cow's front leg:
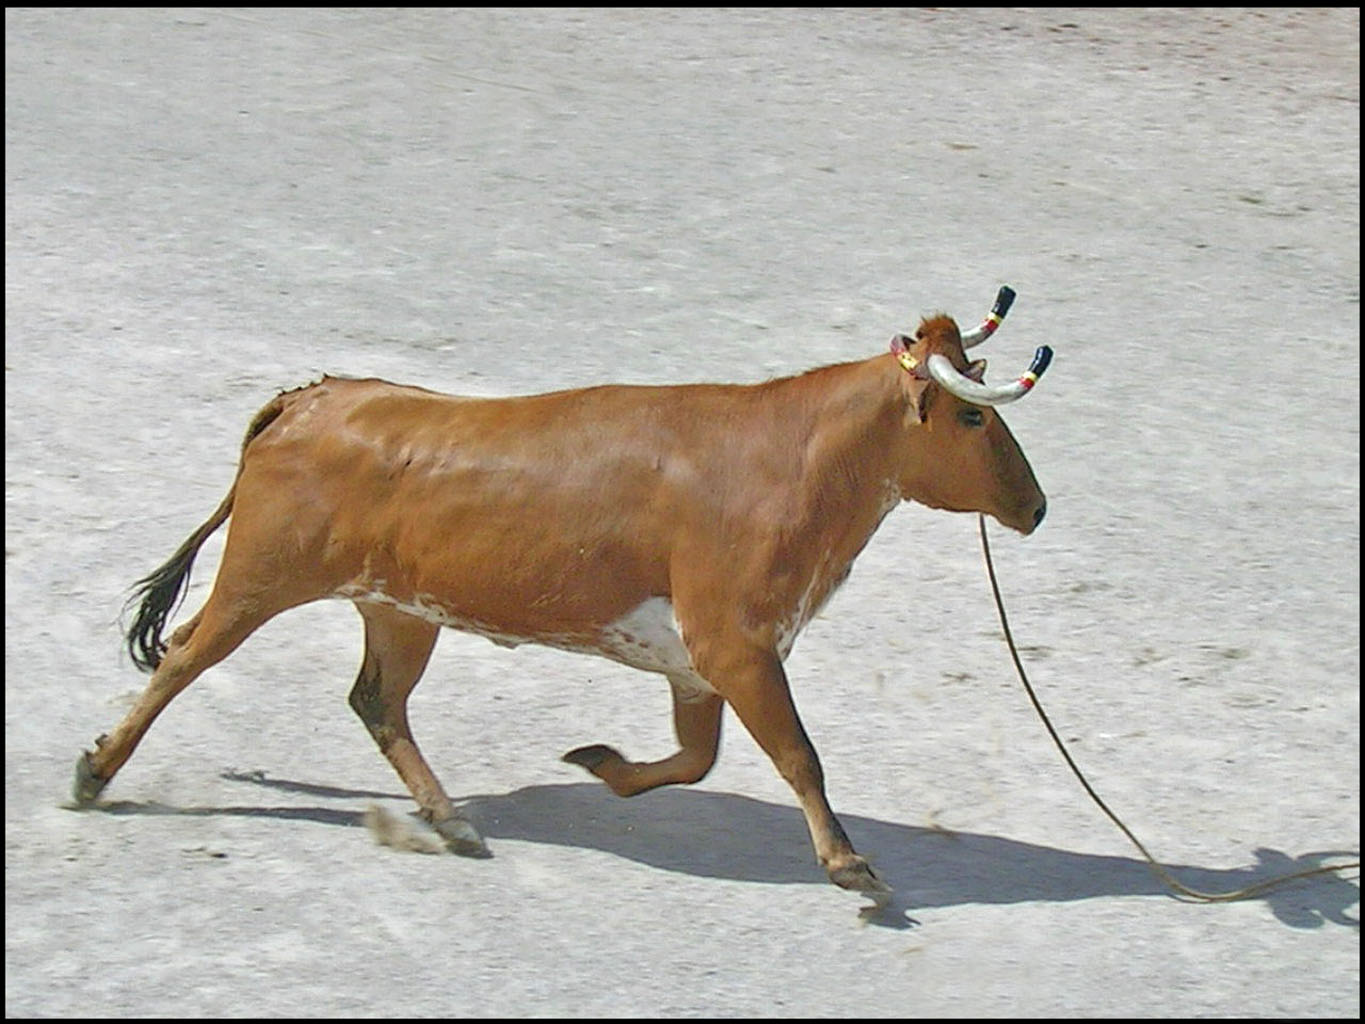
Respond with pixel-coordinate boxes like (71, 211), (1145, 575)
(563, 674), (723, 796)
(696, 638), (890, 901)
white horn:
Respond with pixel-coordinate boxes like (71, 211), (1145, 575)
(960, 285), (1016, 349)
(925, 346), (1053, 407)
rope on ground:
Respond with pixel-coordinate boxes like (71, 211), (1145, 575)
(977, 513), (1359, 903)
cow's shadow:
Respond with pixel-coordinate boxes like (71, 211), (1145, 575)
(86, 771), (1359, 931)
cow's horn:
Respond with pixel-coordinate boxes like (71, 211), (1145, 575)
(960, 285), (1016, 349)
(925, 346), (1053, 407)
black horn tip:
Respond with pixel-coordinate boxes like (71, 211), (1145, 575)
(993, 286), (1016, 319)
(1029, 345), (1053, 379)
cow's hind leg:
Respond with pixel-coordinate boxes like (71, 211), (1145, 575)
(563, 675), (723, 797)
(74, 593), (281, 805)
(349, 602), (488, 858)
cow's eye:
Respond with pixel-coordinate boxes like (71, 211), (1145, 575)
(958, 408), (985, 428)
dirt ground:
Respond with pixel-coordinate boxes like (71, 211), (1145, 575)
(5, 8), (1358, 1018)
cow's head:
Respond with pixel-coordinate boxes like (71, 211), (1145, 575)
(890, 289), (1051, 535)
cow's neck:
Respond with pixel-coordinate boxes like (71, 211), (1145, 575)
(783, 353), (905, 527)
(753, 356), (907, 620)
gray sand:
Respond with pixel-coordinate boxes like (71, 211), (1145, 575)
(6, 8), (1358, 1017)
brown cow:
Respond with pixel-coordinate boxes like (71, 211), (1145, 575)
(74, 289), (1051, 901)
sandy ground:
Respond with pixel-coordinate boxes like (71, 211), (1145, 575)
(5, 7), (1359, 1018)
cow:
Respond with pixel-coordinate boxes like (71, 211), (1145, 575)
(73, 287), (1051, 902)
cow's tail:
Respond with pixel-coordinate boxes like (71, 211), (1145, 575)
(124, 391), (292, 673)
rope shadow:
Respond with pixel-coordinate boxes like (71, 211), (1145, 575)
(459, 781), (1359, 931)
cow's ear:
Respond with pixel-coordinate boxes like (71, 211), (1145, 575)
(892, 334), (932, 423)
(966, 359), (987, 382)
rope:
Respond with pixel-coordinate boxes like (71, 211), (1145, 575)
(977, 513), (1360, 902)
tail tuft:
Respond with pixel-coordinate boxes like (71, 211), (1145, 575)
(122, 488), (235, 673)
(123, 540), (201, 673)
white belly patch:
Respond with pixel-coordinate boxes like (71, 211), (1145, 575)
(598, 596), (694, 674)
(333, 587), (718, 696)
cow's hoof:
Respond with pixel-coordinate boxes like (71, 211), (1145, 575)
(433, 815), (492, 859)
(561, 743), (621, 773)
(829, 857), (893, 903)
(72, 751), (107, 806)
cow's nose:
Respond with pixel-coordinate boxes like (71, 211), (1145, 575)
(1033, 500), (1047, 529)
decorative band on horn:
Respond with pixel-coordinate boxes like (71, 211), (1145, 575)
(960, 285), (1016, 349)
(1017, 346), (1053, 390)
